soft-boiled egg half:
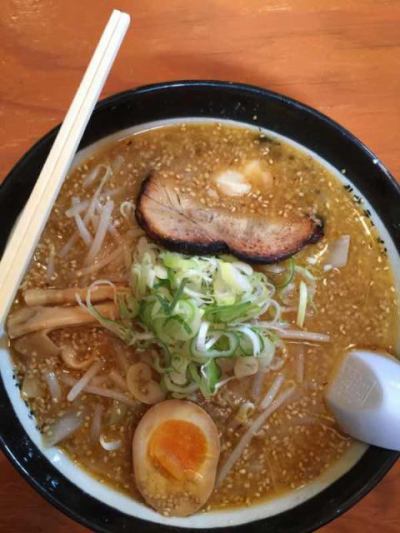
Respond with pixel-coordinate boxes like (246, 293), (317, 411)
(133, 399), (220, 516)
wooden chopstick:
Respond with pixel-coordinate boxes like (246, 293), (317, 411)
(0, 9), (130, 326)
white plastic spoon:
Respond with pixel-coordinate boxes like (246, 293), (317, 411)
(325, 349), (400, 451)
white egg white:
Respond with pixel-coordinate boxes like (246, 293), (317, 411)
(133, 399), (220, 517)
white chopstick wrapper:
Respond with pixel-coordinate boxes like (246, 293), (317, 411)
(0, 10), (130, 325)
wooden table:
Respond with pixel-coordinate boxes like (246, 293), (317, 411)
(0, 0), (399, 531)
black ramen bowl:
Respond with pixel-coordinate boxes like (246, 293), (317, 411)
(0, 81), (399, 532)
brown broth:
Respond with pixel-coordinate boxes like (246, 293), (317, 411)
(8, 121), (398, 511)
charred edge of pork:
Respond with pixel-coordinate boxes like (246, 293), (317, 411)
(135, 175), (324, 264)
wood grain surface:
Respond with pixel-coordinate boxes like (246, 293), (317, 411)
(0, 1), (399, 532)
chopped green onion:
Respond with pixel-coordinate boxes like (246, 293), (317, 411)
(84, 238), (326, 400)
(190, 331), (239, 358)
(162, 374), (199, 395)
(236, 326), (262, 356)
(168, 278), (188, 313)
(200, 359), (221, 396)
(264, 258), (295, 289)
(205, 301), (259, 323)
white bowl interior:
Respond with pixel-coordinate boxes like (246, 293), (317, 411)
(2, 117), (400, 528)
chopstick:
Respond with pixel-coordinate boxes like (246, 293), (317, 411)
(0, 9), (130, 326)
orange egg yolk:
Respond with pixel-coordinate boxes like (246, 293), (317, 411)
(148, 419), (207, 481)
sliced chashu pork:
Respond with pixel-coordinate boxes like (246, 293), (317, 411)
(135, 175), (323, 263)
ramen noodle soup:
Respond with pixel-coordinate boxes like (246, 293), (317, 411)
(7, 122), (397, 517)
